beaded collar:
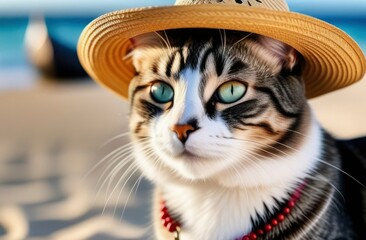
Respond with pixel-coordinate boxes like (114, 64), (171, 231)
(160, 183), (306, 240)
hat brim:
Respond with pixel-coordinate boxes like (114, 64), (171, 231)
(77, 5), (366, 99)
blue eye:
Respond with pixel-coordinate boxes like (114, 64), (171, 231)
(217, 81), (246, 104)
(150, 81), (174, 103)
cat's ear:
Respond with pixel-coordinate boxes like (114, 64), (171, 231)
(128, 32), (162, 73)
(256, 35), (303, 75)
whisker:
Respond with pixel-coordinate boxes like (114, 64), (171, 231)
(225, 140), (341, 206)
(112, 165), (142, 218)
(163, 30), (172, 51)
(82, 142), (134, 181)
(218, 29), (227, 55)
(232, 134), (366, 189)
(103, 140), (148, 192)
(113, 148), (158, 218)
(228, 33), (252, 52)
(105, 155), (135, 196)
(253, 134), (366, 189)
(239, 150), (289, 194)
(102, 162), (139, 216)
(98, 132), (130, 150)
(95, 144), (137, 186)
(103, 141), (151, 195)
(234, 139), (346, 210)
(317, 159), (366, 189)
(284, 128), (306, 137)
(155, 149), (166, 183)
(230, 137), (289, 158)
(306, 174), (345, 204)
(114, 151), (153, 213)
(154, 31), (173, 54)
(120, 173), (144, 221)
(94, 155), (134, 203)
(94, 140), (149, 198)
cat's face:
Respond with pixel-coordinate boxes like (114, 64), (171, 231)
(128, 29), (309, 187)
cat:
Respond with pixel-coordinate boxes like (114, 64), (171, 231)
(126, 28), (366, 240)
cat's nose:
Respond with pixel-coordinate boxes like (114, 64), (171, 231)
(170, 124), (197, 144)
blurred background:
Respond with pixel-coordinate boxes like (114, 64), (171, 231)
(0, 0), (365, 239)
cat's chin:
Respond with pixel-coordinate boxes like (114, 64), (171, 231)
(176, 149), (207, 161)
(165, 153), (232, 181)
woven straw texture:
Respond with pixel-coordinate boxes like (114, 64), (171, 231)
(78, 5), (366, 99)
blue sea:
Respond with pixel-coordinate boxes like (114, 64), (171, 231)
(0, 16), (365, 76)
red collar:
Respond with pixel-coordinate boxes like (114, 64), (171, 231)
(160, 182), (306, 240)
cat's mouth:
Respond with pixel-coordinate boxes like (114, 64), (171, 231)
(178, 149), (202, 160)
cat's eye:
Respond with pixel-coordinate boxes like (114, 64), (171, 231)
(150, 81), (174, 103)
(217, 81), (246, 104)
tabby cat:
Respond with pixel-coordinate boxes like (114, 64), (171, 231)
(126, 29), (365, 240)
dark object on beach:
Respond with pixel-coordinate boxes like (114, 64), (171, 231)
(25, 16), (88, 79)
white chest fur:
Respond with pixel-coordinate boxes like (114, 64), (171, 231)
(162, 183), (287, 240)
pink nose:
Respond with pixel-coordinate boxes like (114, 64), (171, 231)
(170, 124), (197, 143)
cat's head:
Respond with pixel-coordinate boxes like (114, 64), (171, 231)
(127, 29), (310, 187)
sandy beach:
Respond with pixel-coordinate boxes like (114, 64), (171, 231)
(0, 73), (364, 239)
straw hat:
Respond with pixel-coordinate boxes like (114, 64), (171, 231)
(78, 0), (365, 99)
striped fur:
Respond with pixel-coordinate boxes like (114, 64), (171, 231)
(126, 29), (363, 239)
